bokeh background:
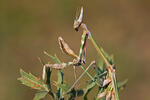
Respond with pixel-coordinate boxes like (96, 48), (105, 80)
(0, 0), (150, 100)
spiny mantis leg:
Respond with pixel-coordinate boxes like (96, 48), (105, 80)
(42, 62), (73, 80)
(77, 32), (88, 65)
(65, 61), (96, 94)
(82, 48), (86, 64)
(82, 32), (88, 64)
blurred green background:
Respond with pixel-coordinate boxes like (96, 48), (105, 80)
(0, 0), (150, 100)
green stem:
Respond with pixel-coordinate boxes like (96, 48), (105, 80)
(89, 34), (119, 100)
(89, 35), (110, 66)
(80, 65), (99, 86)
(112, 72), (119, 100)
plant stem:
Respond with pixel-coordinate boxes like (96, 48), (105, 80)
(112, 71), (119, 100)
(80, 65), (99, 86)
(89, 35), (110, 67)
(74, 7), (119, 99)
(79, 62), (100, 85)
(89, 34), (119, 100)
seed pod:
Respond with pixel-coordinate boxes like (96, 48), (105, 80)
(102, 77), (112, 87)
(97, 91), (106, 99)
(111, 90), (115, 100)
(106, 91), (112, 100)
(58, 37), (78, 59)
(42, 65), (46, 80)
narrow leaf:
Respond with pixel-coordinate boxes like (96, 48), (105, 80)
(55, 82), (70, 93)
(97, 55), (104, 71)
(118, 79), (128, 90)
(18, 69), (48, 91)
(56, 70), (64, 99)
(38, 57), (45, 66)
(33, 91), (47, 100)
(44, 51), (61, 64)
(43, 51), (64, 99)
(100, 48), (113, 65)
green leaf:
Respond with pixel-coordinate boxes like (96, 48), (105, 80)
(56, 70), (64, 99)
(39, 57), (56, 99)
(97, 55), (104, 71)
(52, 55), (65, 99)
(38, 57), (45, 66)
(100, 48), (113, 65)
(44, 52), (64, 99)
(54, 54), (61, 63)
(33, 91), (47, 100)
(44, 51), (64, 99)
(109, 54), (115, 65)
(55, 83), (70, 93)
(44, 51), (61, 63)
(18, 69), (48, 91)
(118, 79), (128, 90)
(83, 81), (96, 100)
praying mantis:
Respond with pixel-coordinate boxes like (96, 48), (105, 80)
(43, 7), (90, 79)
(42, 29), (94, 94)
(41, 9), (100, 96)
(42, 7), (108, 88)
(17, 6), (123, 100)
(43, 32), (89, 79)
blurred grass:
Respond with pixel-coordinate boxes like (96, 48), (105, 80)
(0, 0), (150, 100)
